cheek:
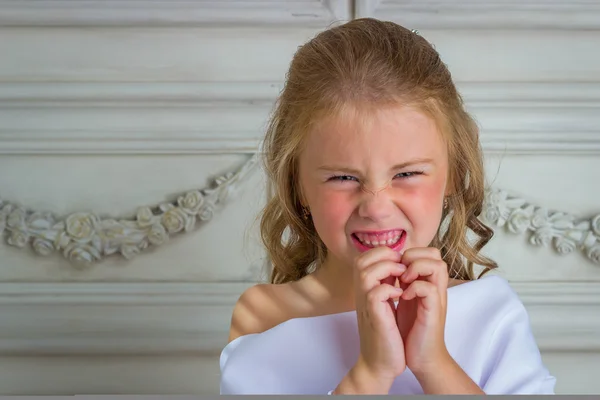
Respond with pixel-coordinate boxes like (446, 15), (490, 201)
(312, 190), (354, 230)
(398, 179), (445, 223)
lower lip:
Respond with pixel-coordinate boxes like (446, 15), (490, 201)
(351, 231), (407, 253)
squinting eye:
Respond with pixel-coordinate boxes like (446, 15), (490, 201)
(394, 171), (424, 179)
(328, 175), (359, 182)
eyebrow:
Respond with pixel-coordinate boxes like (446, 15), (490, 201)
(317, 158), (435, 174)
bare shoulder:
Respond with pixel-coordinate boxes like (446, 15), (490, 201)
(227, 281), (307, 343)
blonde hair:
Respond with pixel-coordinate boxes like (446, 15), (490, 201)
(260, 18), (497, 284)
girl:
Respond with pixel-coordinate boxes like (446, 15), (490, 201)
(219, 18), (556, 395)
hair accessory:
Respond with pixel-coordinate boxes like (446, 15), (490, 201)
(411, 29), (420, 35)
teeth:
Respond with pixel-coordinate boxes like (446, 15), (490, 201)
(355, 231), (403, 247)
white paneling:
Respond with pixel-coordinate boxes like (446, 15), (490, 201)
(0, 27), (317, 82)
(0, 155), (267, 282)
(541, 352), (600, 395)
(461, 82), (600, 155)
(0, 281), (596, 356)
(483, 156), (599, 220)
(356, 0), (600, 29)
(1, 82), (599, 155)
(0, 355), (221, 395)
(0, 82), (277, 155)
(1, 28), (599, 83)
(421, 30), (600, 82)
(0, 0), (351, 27)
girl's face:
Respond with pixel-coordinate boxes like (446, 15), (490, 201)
(298, 104), (449, 269)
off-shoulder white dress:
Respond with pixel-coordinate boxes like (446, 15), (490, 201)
(219, 275), (556, 394)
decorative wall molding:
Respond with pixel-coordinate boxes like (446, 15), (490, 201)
(0, 0), (351, 27)
(356, 0), (600, 29)
(0, 155), (258, 268)
(482, 188), (600, 265)
(0, 280), (596, 355)
(1, 81), (599, 155)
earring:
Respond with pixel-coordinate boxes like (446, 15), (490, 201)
(443, 198), (449, 209)
(302, 206), (311, 220)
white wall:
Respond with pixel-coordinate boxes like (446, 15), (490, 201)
(0, 0), (598, 395)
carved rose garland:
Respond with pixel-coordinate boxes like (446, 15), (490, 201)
(482, 188), (600, 265)
(0, 155), (257, 267)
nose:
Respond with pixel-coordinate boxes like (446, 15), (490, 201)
(356, 185), (396, 222)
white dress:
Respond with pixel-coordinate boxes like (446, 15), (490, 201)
(219, 275), (556, 395)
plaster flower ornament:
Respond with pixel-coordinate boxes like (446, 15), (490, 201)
(148, 223), (168, 246)
(32, 238), (54, 256)
(7, 207), (26, 230)
(483, 202), (500, 226)
(587, 245), (600, 264)
(531, 208), (550, 229)
(54, 229), (72, 249)
(483, 188), (527, 227)
(554, 237), (577, 255)
(507, 206), (533, 234)
(66, 213), (98, 243)
(592, 215), (600, 236)
(529, 226), (554, 247)
(136, 207), (156, 228)
(582, 230), (597, 250)
(547, 211), (574, 230)
(8, 230), (29, 248)
(120, 244), (140, 260)
(160, 204), (189, 234)
(27, 212), (55, 231)
(63, 243), (101, 267)
(178, 190), (204, 215)
(198, 203), (215, 222)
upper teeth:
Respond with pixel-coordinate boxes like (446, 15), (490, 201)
(355, 231), (403, 247)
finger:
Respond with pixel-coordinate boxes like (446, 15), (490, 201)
(400, 247), (443, 266)
(400, 258), (448, 288)
(357, 262), (406, 293)
(366, 283), (404, 312)
(400, 280), (440, 312)
(354, 246), (402, 271)
(400, 259), (448, 308)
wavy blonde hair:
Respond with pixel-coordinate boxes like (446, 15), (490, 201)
(260, 18), (497, 284)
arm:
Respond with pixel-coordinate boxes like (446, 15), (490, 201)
(413, 351), (485, 394)
(331, 356), (395, 395)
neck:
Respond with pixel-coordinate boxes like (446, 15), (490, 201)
(313, 254), (356, 311)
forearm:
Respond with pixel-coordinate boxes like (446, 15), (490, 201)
(414, 353), (485, 395)
(332, 358), (394, 395)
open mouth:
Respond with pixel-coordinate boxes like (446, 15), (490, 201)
(351, 229), (406, 252)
